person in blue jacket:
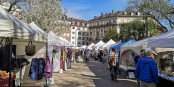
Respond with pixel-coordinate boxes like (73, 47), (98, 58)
(136, 48), (158, 87)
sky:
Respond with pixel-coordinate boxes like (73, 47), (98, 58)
(62, 0), (128, 21)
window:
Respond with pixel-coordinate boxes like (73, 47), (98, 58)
(72, 37), (75, 39)
(78, 42), (81, 45)
(72, 21), (75, 25)
(78, 37), (81, 40)
(67, 33), (69, 36)
(82, 23), (84, 26)
(78, 32), (81, 35)
(72, 32), (75, 34)
(64, 33), (66, 36)
(77, 22), (80, 26)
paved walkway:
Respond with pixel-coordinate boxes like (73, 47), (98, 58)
(51, 57), (137, 87)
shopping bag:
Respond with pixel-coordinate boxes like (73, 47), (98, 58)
(25, 41), (35, 56)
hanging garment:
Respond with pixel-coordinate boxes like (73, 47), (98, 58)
(29, 58), (45, 80)
(53, 51), (61, 72)
(44, 56), (52, 78)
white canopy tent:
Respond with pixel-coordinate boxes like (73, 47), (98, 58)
(48, 31), (65, 46)
(0, 6), (42, 41)
(58, 37), (74, 47)
(100, 39), (116, 50)
(29, 22), (47, 42)
(148, 29), (174, 48)
(93, 40), (105, 50)
(87, 43), (95, 49)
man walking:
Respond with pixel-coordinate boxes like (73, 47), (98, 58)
(109, 48), (118, 81)
(84, 49), (88, 63)
(136, 48), (158, 87)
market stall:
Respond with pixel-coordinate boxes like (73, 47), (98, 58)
(148, 29), (174, 86)
(109, 40), (136, 78)
(0, 6), (47, 87)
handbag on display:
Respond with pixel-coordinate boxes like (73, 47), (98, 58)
(25, 41), (35, 56)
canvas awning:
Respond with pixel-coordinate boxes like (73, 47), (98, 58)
(100, 39), (116, 50)
(93, 40), (105, 50)
(110, 40), (136, 51)
(87, 43), (95, 49)
(0, 6), (41, 41)
(48, 31), (65, 46)
(148, 29), (174, 48)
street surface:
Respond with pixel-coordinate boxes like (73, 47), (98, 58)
(51, 57), (137, 87)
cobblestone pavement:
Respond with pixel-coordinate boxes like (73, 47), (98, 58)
(51, 57), (137, 87)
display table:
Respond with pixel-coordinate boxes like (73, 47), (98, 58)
(119, 64), (136, 78)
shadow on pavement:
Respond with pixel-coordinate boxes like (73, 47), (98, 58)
(85, 58), (137, 87)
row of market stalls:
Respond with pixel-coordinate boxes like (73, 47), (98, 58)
(0, 6), (73, 87)
(86, 29), (174, 86)
(120, 29), (174, 86)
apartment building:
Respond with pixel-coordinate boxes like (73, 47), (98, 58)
(70, 18), (89, 47)
(88, 9), (151, 43)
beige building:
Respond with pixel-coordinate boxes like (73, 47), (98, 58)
(88, 9), (151, 43)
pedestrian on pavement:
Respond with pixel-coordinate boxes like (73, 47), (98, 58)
(99, 50), (103, 62)
(67, 48), (72, 69)
(86, 49), (90, 63)
(75, 50), (79, 63)
(136, 48), (158, 87)
(135, 49), (147, 87)
(108, 48), (118, 81)
(83, 49), (88, 63)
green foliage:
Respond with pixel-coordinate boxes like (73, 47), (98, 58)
(103, 27), (118, 42)
(119, 19), (157, 42)
(127, 0), (174, 30)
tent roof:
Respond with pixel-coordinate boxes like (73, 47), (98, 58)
(101, 39), (116, 49)
(110, 40), (136, 51)
(0, 6), (40, 41)
(29, 22), (47, 42)
(94, 40), (105, 48)
(58, 37), (74, 47)
(87, 43), (95, 49)
(29, 22), (47, 36)
(148, 29), (174, 48)
(48, 31), (65, 46)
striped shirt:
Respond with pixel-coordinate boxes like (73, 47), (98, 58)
(109, 51), (118, 66)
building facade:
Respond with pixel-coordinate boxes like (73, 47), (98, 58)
(70, 18), (89, 47)
(88, 9), (151, 43)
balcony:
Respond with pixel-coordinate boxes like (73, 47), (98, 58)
(89, 23), (117, 28)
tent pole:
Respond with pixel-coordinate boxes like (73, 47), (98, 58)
(9, 37), (13, 87)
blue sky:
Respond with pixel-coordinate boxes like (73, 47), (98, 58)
(62, 0), (128, 21)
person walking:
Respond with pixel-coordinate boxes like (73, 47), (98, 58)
(75, 50), (79, 63)
(135, 49), (147, 87)
(84, 49), (88, 63)
(86, 49), (90, 63)
(108, 48), (118, 81)
(67, 48), (72, 69)
(136, 48), (158, 87)
(99, 50), (103, 62)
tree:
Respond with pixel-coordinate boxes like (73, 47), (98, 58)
(21, 0), (67, 33)
(103, 27), (118, 42)
(119, 19), (158, 42)
(0, 0), (26, 12)
(127, 0), (174, 30)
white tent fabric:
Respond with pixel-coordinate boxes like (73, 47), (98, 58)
(0, 19), (13, 37)
(100, 39), (116, 50)
(121, 39), (148, 55)
(29, 22), (47, 42)
(58, 37), (74, 47)
(0, 6), (40, 41)
(87, 43), (95, 49)
(48, 31), (65, 46)
(148, 29), (174, 48)
(93, 40), (105, 50)
(53, 49), (61, 72)
(122, 30), (174, 55)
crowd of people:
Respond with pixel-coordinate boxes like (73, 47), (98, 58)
(66, 47), (158, 87)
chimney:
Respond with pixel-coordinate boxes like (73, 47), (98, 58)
(94, 16), (97, 19)
(101, 12), (103, 16)
(112, 10), (115, 14)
